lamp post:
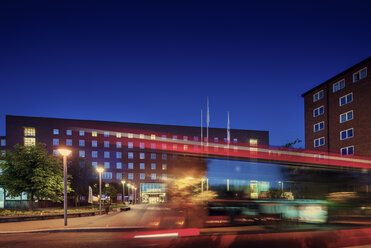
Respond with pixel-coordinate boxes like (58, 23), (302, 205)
(57, 148), (71, 227)
(121, 180), (126, 204)
(134, 187), (137, 204)
(127, 184), (131, 204)
(96, 167), (104, 215)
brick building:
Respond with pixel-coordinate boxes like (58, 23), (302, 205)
(0, 115), (269, 204)
(302, 56), (371, 157)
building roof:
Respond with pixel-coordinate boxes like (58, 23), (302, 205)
(301, 56), (371, 97)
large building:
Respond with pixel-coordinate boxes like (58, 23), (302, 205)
(0, 115), (269, 204)
(302, 56), (371, 157)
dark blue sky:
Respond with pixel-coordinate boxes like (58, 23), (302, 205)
(1, 0), (371, 147)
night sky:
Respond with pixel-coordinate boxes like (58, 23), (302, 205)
(1, 0), (371, 147)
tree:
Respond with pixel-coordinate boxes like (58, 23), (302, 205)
(0, 143), (70, 210)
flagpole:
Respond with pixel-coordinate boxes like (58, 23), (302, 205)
(207, 97), (209, 146)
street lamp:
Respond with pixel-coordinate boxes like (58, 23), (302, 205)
(121, 180), (126, 204)
(57, 148), (71, 226)
(96, 167), (104, 215)
(134, 187), (137, 204)
(127, 183), (131, 204)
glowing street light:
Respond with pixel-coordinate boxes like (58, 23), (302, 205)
(121, 180), (126, 204)
(57, 148), (71, 226)
(96, 167), (104, 215)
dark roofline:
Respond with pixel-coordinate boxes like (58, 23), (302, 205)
(5, 115), (269, 133)
(301, 56), (371, 97)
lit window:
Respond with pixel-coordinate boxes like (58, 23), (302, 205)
(162, 144), (167, 149)
(104, 141), (109, 148)
(79, 140), (85, 147)
(53, 129), (59, 135)
(151, 143), (156, 149)
(53, 150), (58, 156)
(79, 151), (85, 158)
(116, 133), (122, 138)
(162, 135), (166, 140)
(341, 146), (354, 156)
(314, 137), (325, 147)
(66, 130), (72, 136)
(313, 122), (325, 132)
(194, 136), (199, 141)
(92, 162), (98, 168)
(183, 136), (188, 141)
(214, 137), (219, 142)
(151, 163), (156, 170)
(140, 134), (145, 139)
(128, 152), (133, 159)
(340, 128), (354, 140)
(53, 139), (59, 146)
(66, 139), (72, 146)
(140, 173), (145, 180)
(116, 162), (122, 169)
(151, 134), (156, 140)
(333, 79), (345, 92)
(162, 164), (167, 170)
(116, 173), (122, 180)
(313, 90), (324, 102)
(1, 139), (6, 146)
(151, 173), (156, 180)
(140, 153), (145, 159)
(104, 132), (109, 137)
(116, 142), (122, 148)
(104, 151), (110, 158)
(233, 138), (238, 143)
(92, 131), (97, 137)
(128, 133), (133, 138)
(339, 93), (353, 106)
(340, 111), (353, 123)
(92, 151), (98, 158)
(151, 153), (156, 159)
(140, 163), (145, 169)
(249, 139), (258, 146)
(102, 172), (112, 179)
(24, 127), (35, 137)
(104, 162), (110, 168)
(116, 152), (122, 159)
(128, 173), (133, 180)
(140, 142), (145, 149)
(162, 154), (167, 160)
(313, 106), (324, 117)
(128, 163), (133, 169)
(128, 142), (133, 149)
(92, 140), (97, 147)
(79, 130), (85, 136)
(162, 174), (167, 179)
(172, 136), (177, 140)
(353, 67), (367, 82)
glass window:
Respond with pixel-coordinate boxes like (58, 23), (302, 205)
(24, 127), (36, 137)
(104, 151), (110, 158)
(116, 141), (122, 148)
(53, 129), (59, 135)
(102, 172), (112, 179)
(128, 152), (133, 159)
(162, 154), (167, 160)
(313, 90), (324, 102)
(340, 111), (353, 123)
(104, 162), (110, 168)
(128, 133), (133, 138)
(249, 139), (258, 146)
(214, 137), (219, 142)
(151, 153), (156, 159)
(104, 132), (109, 137)
(140, 173), (145, 180)
(151, 173), (156, 180)
(172, 136), (177, 140)
(162, 135), (166, 140)
(116, 162), (122, 169)
(128, 163), (133, 169)
(66, 130), (72, 135)
(140, 163), (145, 169)
(79, 140), (85, 147)
(116, 152), (122, 159)
(313, 106), (324, 117)
(339, 93), (353, 106)
(128, 173), (133, 180)
(116, 133), (122, 138)
(92, 131), (97, 137)
(151, 163), (156, 170)
(314, 137), (325, 147)
(162, 164), (167, 170)
(140, 142), (145, 149)
(341, 146), (354, 156)
(92, 151), (98, 158)
(183, 136), (188, 141)
(79, 130), (85, 136)
(140, 134), (145, 139)
(116, 173), (122, 180)
(162, 174), (167, 179)
(79, 150), (85, 158)
(151, 134), (156, 140)
(333, 79), (345, 92)
(340, 128), (354, 140)
(140, 153), (145, 159)
(233, 138), (238, 143)
(128, 142), (133, 149)
(53, 150), (58, 156)
(104, 141), (109, 148)
(92, 162), (98, 168)
(353, 67), (367, 82)
(151, 143), (156, 149)
(92, 140), (97, 147)
(194, 136), (199, 141)
(314, 122), (325, 132)
(66, 139), (72, 146)
(53, 139), (59, 146)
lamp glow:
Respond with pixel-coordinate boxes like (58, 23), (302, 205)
(58, 149), (71, 157)
(96, 167), (104, 173)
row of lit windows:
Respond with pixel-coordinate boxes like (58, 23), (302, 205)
(101, 172), (166, 180)
(84, 151), (167, 160)
(91, 161), (167, 170)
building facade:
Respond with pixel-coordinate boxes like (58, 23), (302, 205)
(302, 56), (371, 157)
(1, 115), (269, 204)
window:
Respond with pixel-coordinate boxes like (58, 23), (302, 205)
(116, 133), (122, 138)
(92, 131), (97, 137)
(53, 129), (59, 135)
(162, 154), (167, 160)
(162, 164), (167, 170)
(194, 136), (199, 141)
(353, 67), (367, 82)
(92, 140), (97, 147)
(340, 128), (354, 140)
(313, 106), (324, 117)
(140, 143), (145, 149)
(172, 136), (177, 140)
(102, 172), (112, 179)
(66, 130), (72, 135)
(333, 79), (345, 92)
(214, 137), (219, 142)
(249, 139), (258, 146)
(116, 173), (122, 180)
(24, 127), (35, 137)
(104, 162), (110, 168)
(116, 142), (122, 148)
(340, 110), (353, 123)
(314, 137), (325, 147)
(151, 153), (156, 159)
(104, 132), (109, 137)
(313, 90), (324, 102)
(341, 146), (354, 156)
(151, 134), (156, 140)
(53, 150), (58, 156)
(128, 152), (133, 159)
(140, 134), (145, 139)
(140, 153), (145, 159)
(128, 133), (133, 138)
(104, 151), (110, 158)
(92, 162), (98, 168)
(140, 173), (145, 180)
(140, 163), (145, 169)
(151, 143), (156, 149)
(116, 152), (122, 159)
(313, 122), (325, 132)
(104, 141), (109, 148)
(339, 93), (353, 106)
(92, 151), (98, 158)
(53, 138), (59, 146)
(162, 174), (167, 179)
(162, 135), (166, 140)
(66, 139), (72, 146)
(128, 142), (133, 149)
(151, 173), (156, 180)
(128, 173), (133, 180)
(79, 140), (85, 147)
(79, 150), (85, 158)
(128, 163), (133, 169)
(151, 163), (156, 170)
(183, 136), (188, 141)
(116, 162), (122, 169)
(79, 130), (85, 136)
(233, 138), (238, 143)
(162, 144), (167, 149)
